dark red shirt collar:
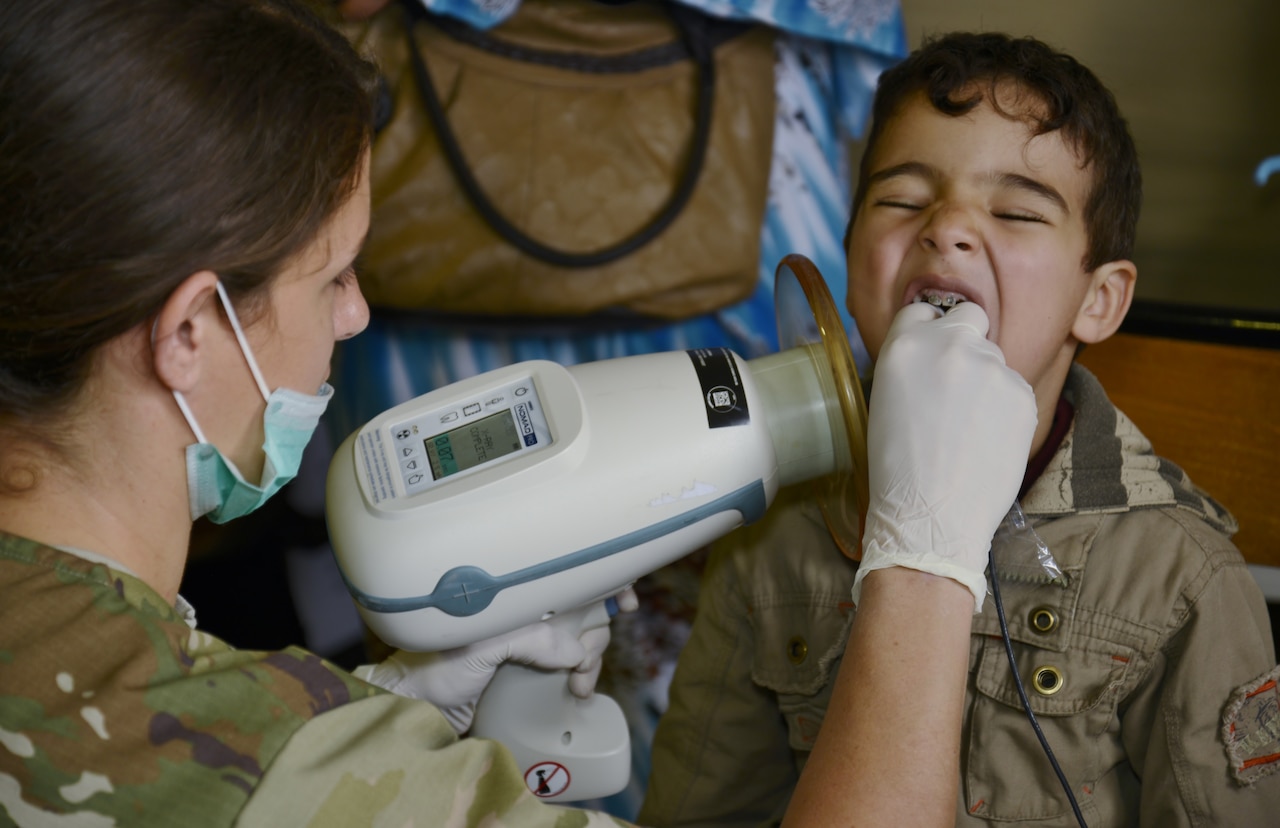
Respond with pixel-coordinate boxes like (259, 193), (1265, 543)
(1019, 396), (1074, 500)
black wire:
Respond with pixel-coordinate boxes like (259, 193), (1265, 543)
(988, 545), (1089, 828)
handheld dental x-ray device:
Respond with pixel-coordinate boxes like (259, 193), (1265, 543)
(325, 255), (870, 802)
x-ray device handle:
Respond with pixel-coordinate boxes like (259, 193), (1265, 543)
(470, 601), (628, 800)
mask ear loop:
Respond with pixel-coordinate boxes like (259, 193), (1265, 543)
(213, 281), (272, 403)
(154, 282), (273, 445)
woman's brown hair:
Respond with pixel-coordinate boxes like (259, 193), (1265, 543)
(0, 0), (379, 425)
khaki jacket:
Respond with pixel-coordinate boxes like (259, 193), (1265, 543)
(641, 365), (1280, 827)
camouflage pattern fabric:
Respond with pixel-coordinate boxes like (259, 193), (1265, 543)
(0, 536), (634, 827)
(238, 694), (633, 827)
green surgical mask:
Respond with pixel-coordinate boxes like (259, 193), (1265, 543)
(172, 282), (332, 524)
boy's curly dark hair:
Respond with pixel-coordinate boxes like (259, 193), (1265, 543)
(849, 31), (1142, 273)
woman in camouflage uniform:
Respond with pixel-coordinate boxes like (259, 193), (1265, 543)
(0, 2), (1035, 826)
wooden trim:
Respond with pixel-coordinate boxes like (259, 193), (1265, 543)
(1078, 332), (1280, 568)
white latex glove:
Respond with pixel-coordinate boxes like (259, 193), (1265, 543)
(355, 588), (638, 734)
(567, 586), (640, 699)
(851, 302), (1037, 612)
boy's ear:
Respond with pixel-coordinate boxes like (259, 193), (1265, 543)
(1072, 259), (1136, 345)
(151, 271), (221, 394)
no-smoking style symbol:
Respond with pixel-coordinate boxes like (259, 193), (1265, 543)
(525, 761), (571, 798)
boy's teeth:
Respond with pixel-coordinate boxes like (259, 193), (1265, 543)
(916, 290), (968, 308)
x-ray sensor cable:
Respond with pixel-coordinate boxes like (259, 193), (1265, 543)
(989, 546), (1088, 828)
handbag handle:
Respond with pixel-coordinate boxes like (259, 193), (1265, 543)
(400, 1), (721, 269)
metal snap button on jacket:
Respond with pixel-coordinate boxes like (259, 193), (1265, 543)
(1032, 665), (1065, 696)
(787, 636), (808, 665)
(1029, 606), (1059, 634)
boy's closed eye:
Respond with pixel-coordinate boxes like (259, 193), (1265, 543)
(990, 173), (1068, 224)
(870, 197), (1049, 224)
(993, 208), (1049, 223)
(874, 198), (926, 210)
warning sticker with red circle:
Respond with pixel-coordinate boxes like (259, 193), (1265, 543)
(525, 761), (571, 798)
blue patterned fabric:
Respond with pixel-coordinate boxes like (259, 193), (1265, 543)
(326, 0), (905, 441)
(319, 1), (905, 819)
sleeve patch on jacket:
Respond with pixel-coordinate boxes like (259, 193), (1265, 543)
(1223, 664), (1280, 786)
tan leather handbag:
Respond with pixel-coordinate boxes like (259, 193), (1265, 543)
(340, 0), (776, 320)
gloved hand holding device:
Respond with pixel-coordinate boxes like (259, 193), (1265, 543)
(851, 302), (1038, 612)
(356, 588), (639, 733)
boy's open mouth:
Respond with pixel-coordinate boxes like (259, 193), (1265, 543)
(912, 288), (970, 309)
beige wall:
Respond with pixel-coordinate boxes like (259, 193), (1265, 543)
(891, 0), (1280, 311)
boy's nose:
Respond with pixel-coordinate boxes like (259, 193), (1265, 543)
(919, 204), (980, 254)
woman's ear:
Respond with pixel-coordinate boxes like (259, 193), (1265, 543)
(1073, 260), (1136, 345)
(152, 271), (221, 393)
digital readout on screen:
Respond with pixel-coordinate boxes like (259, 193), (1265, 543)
(425, 409), (522, 480)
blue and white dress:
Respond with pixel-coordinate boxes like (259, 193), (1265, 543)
(326, 0), (905, 442)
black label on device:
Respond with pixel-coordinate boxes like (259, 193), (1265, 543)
(687, 348), (750, 429)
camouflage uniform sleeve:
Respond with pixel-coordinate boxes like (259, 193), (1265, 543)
(236, 693), (634, 827)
